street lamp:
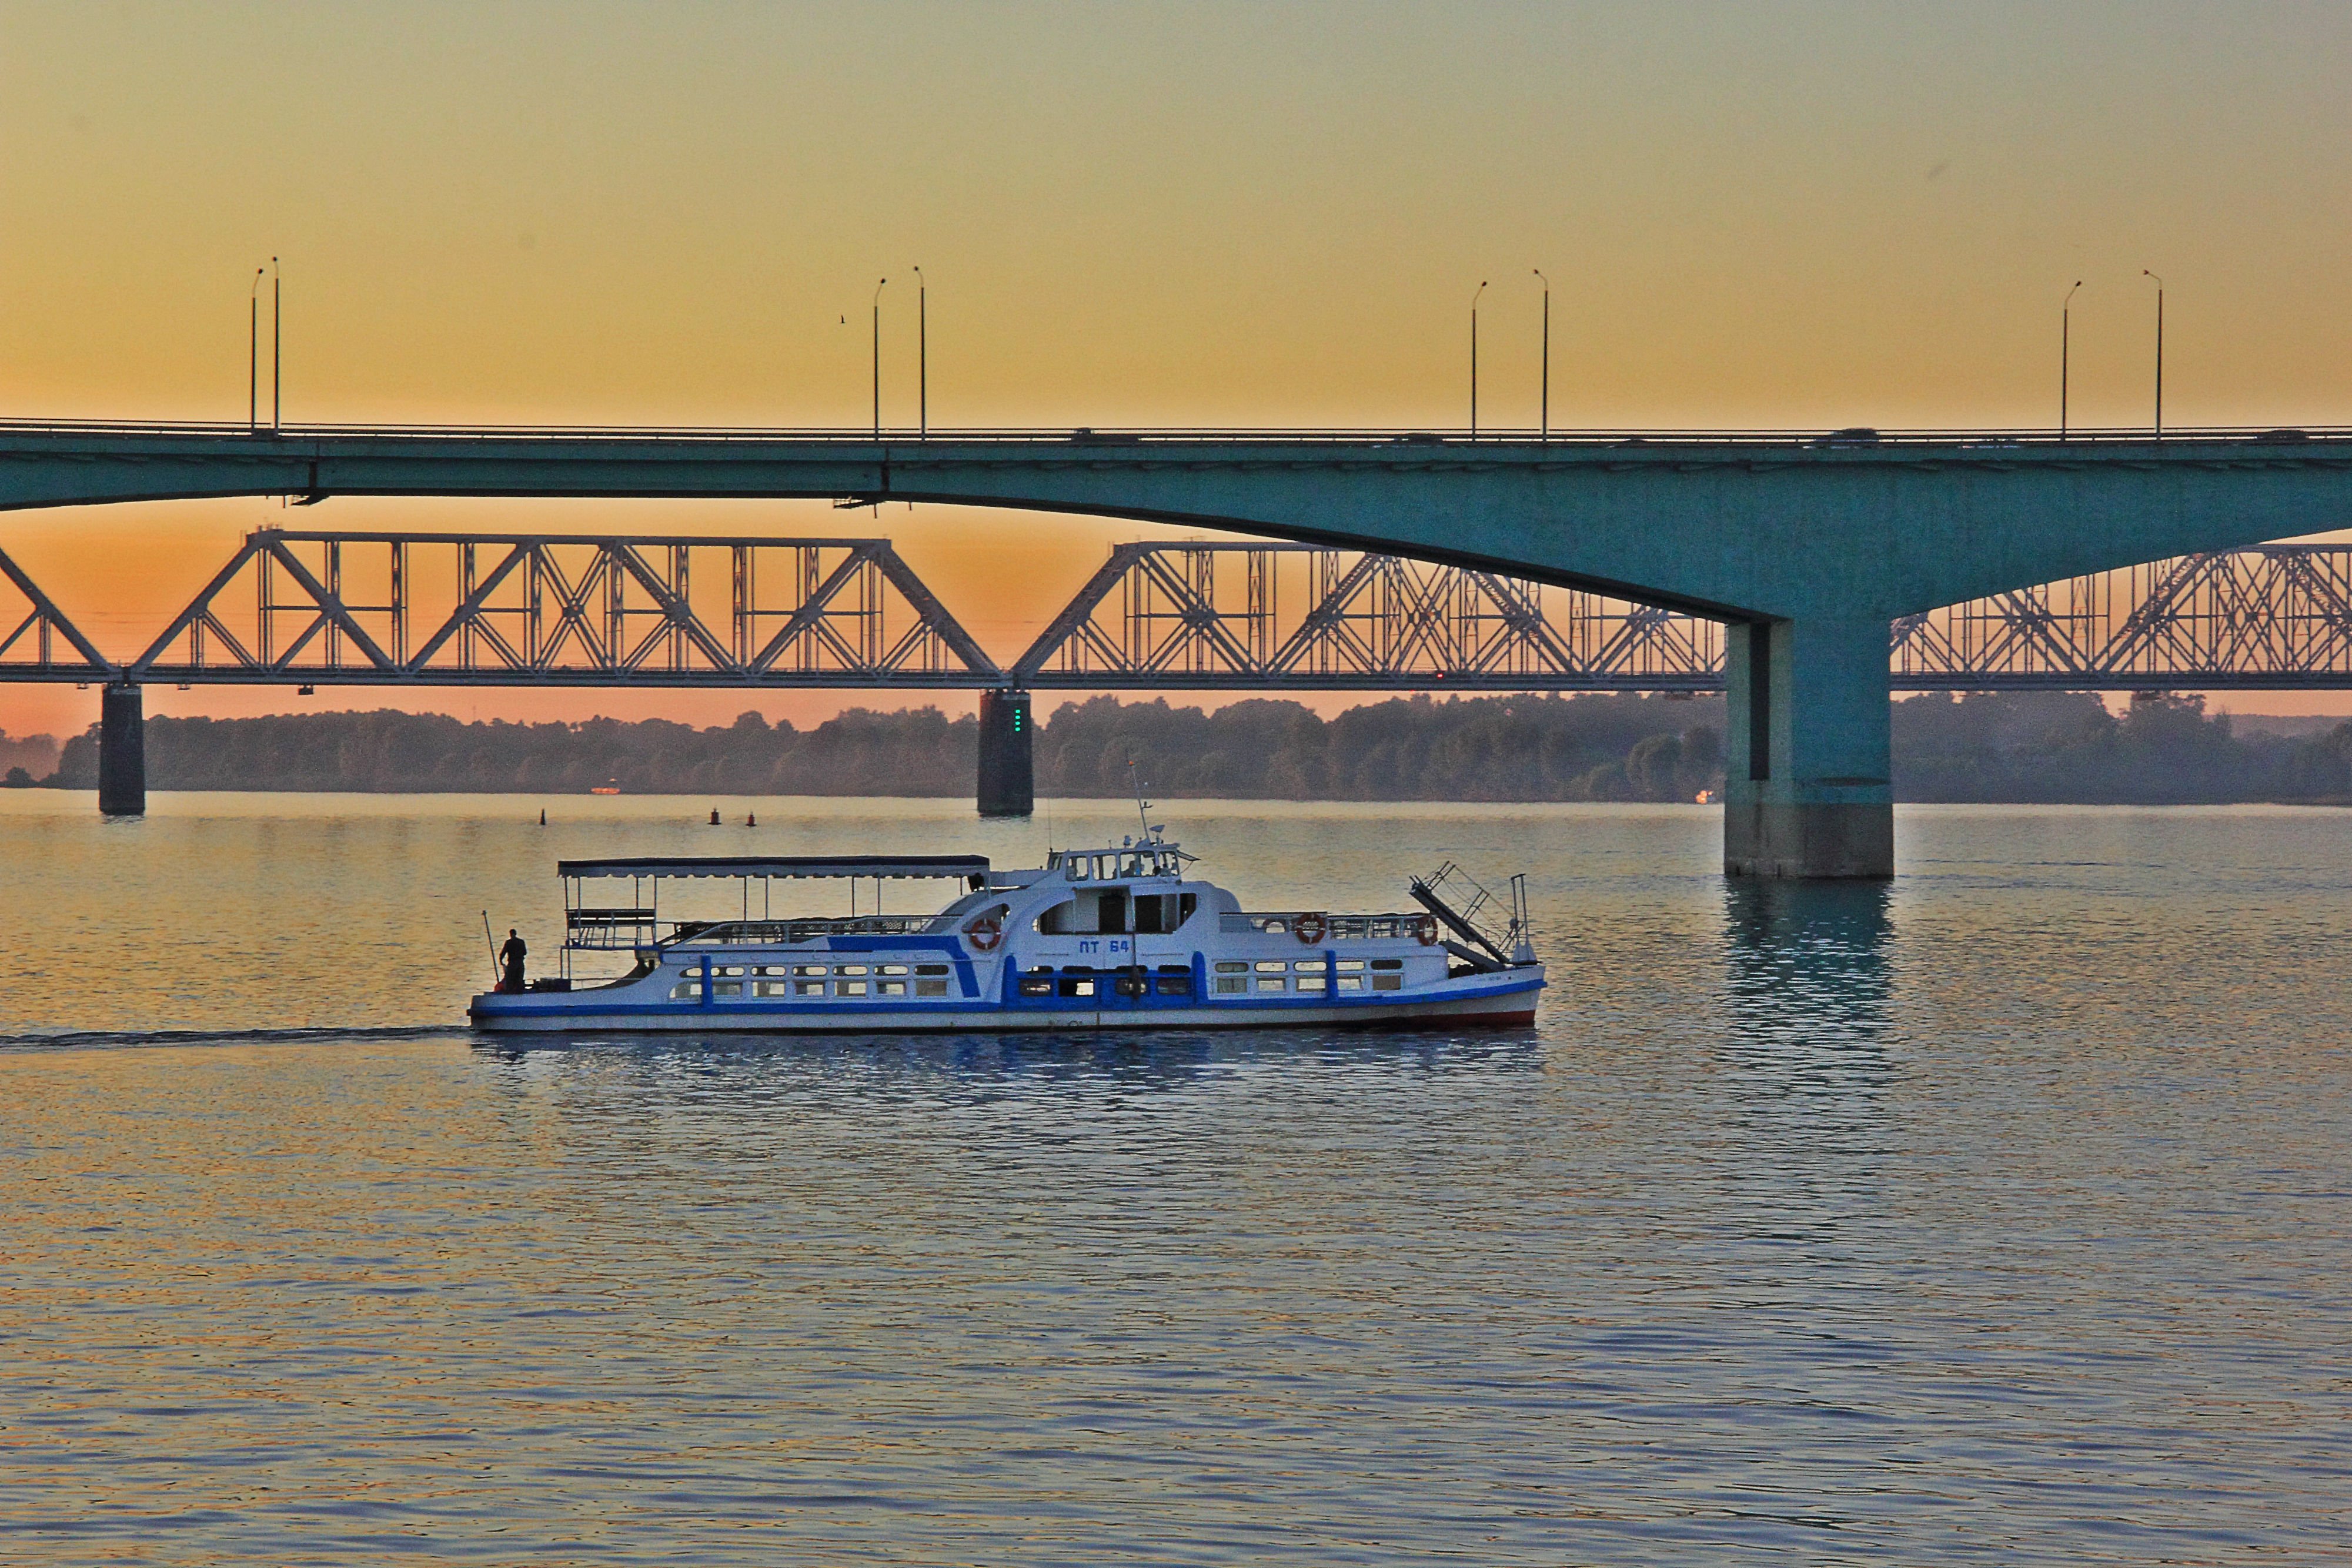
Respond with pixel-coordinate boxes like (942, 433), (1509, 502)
(912, 265), (927, 438)
(1532, 269), (1551, 442)
(2142, 269), (2164, 440)
(2060, 279), (2082, 442)
(249, 268), (265, 430)
(270, 257), (281, 433)
(1469, 280), (1488, 438)
(871, 276), (888, 440)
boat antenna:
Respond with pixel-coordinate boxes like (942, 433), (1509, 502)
(1130, 758), (1152, 842)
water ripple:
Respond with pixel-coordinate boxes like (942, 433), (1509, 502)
(0, 797), (2347, 1563)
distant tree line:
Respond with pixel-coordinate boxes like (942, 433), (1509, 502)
(0, 728), (59, 787)
(27, 690), (2352, 804)
(1891, 690), (2352, 803)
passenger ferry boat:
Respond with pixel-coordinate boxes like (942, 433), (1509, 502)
(469, 827), (1543, 1034)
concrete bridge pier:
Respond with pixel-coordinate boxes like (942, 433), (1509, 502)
(98, 682), (146, 817)
(1722, 617), (1893, 878)
(977, 688), (1034, 817)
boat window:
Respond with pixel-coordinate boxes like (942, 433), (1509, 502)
(1256, 977), (1286, 992)
(1018, 976), (1054, 997)
(1254, 961), (1288, 974)
(916, 979), (949, 997)
(878, 964), (910, 976)
(718, 966), (744, 977)
(1153, 976), (1190, 996)
(794, 964), (826, 977)
(1371, 959), (1403, 970)
(878, 980), (907, 996)
(1335, 959), (1365, 972)
(1336, 976), (1364, 991)
(1372, 974), (1402, 991)
(1295, 975), (1327, 992)
(755, 980), (790, 997)
(837, 980), (868, 997)
(836, 964), (869, 977)
(915, 964), (949, 976)
(1096, 888), (1129, 935)
(1057, 977), (1097, 998)
(1214, 961), (1247, 974)
(712, 981), (743, 998)
(795, 980), (826, 996)
(669, 981), (698, 1001)
(1214, 977), (1246, 994)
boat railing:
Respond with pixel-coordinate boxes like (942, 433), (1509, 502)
(565, 910), (951, 951)
(565, 908), (661, 950)
(1220, 911), (1433, 940)
(662, 915), (938, 947)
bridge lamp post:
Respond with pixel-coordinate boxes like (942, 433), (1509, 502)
(248, 268), (265, 432)
(1469, 280), (1487, 439)
(270, 257), (281, 434)
(871, 276), (888, 440)
(2060, 279), (2082, 442)
(912, 265), (927, 439)
(1532, 269), (1551, 443)
(2142, 269), (2164, 441)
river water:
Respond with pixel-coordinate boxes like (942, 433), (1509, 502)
(1, 792), (2346, 1564)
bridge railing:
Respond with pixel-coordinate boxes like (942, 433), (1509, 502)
(2, 417), (2347, 447)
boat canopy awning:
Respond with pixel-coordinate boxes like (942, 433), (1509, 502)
(557, 855), (988, 881)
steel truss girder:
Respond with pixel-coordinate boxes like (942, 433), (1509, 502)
(1009, 542), (1730, 689)
(1889, 544), (2352, 688)
(0, 544), (113, 679)
(118, 530), (1001, 688)
(1017, 541), (2352, 692)
(9, 534), (2352, 692)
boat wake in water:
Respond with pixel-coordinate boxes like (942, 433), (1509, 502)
(0, 1023), (463, 1053)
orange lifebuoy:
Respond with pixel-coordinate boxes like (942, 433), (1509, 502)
(1294, 911), (1328, 945)
(1415, 914), (1439, 946)
(963, 911), (1004, 952)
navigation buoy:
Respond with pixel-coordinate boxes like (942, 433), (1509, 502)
(709, 808), (721, 825)
(746, 812), (757, 827)
(539, 808), (546, 825)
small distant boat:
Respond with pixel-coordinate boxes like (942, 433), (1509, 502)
(590, 780), (621, 796)
(1695, 788), (1719, 805)
(470, 822), (1544, 1034)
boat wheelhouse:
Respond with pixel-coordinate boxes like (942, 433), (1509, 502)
(469, 833), (1542, 1033)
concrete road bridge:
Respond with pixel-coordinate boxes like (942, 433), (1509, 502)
(5, 418), (2351, 875)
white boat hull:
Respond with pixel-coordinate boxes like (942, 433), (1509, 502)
(470, 972), (1541, 1034)
(482, 838), (1545, 1037)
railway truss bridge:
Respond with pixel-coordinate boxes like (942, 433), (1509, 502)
(6, 528), (2351, 816)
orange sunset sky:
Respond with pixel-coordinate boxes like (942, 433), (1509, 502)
(5, 1), (2352, 738)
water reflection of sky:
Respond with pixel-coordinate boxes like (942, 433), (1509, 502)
(3, 798), (2348, 1564)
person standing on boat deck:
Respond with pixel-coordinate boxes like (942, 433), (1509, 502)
(500, 929), (527, 992)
